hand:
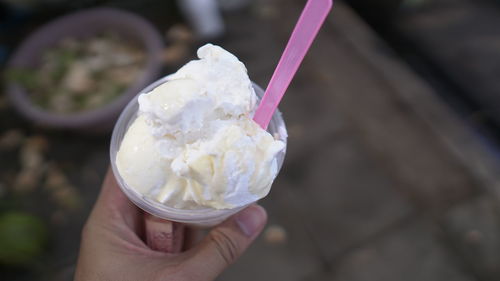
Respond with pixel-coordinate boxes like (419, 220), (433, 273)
(74, 170), (267, 281)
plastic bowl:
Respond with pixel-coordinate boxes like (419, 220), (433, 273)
(6, 8), (164, 131)
(110, 76), (288, 227)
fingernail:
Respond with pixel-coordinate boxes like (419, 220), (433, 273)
(235, 205), (267, 237)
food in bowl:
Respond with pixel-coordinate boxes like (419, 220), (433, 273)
(7, 32), (146, 114)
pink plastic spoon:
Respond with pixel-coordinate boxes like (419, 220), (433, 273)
(253, 0), (333, 129)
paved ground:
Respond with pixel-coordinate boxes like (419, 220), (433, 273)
(217, 1), (500, 280)
(394, 0), (500, 127)
(2, 1), (500, 281)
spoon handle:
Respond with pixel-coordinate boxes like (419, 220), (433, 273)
(253, 0), (333, 129)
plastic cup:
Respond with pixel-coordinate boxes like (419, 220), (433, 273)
(110, 75), (287, 227)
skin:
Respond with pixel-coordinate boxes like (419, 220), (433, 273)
(75, 170), (267, 281)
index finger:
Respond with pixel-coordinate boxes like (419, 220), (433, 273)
(90, 168), (141, 230)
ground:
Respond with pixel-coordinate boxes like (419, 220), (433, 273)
(1, 0), (500, 281)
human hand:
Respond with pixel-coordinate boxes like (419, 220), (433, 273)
(74, 170), (267, 281)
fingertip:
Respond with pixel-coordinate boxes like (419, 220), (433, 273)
(91, 168), (140, 227)
(182, 204), (267, 279)
(144, 214), (185, 253)
(101, 168), (129, 204)
(234, 204), (267, 237)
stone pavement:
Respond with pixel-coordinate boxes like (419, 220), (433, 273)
(217, 1), (500, 281)
(2, 1), (500, 280)
(394, 0), (500, 126)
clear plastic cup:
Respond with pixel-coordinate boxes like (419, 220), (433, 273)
(110, 76), (287, 227)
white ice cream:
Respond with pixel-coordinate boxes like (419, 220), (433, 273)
(116, 44), (285, 209)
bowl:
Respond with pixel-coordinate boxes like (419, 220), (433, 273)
(6, 8), (164, 131)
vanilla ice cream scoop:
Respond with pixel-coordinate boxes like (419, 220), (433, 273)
(116, 44), (285, 209)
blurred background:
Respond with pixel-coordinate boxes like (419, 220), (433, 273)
(1, 0), (500, 280)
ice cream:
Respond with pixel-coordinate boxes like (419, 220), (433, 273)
(115, 44), (285, 209)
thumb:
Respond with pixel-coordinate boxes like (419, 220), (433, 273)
(184, 205), (267, 280)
